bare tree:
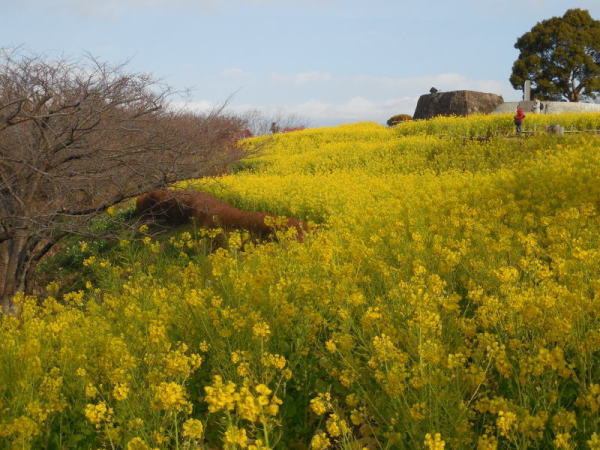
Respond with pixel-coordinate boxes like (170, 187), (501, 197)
(0, 50), (247, 312)
(240, 109), (308, 136)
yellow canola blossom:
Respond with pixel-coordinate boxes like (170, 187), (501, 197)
(152, 382), (192, 413)
(1, 113), (600, 449)
(182, 418), (203, 439)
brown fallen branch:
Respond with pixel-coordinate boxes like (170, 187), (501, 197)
(135, 190), (309, 242)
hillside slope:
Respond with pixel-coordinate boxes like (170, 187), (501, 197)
(2, 114), (600, 449)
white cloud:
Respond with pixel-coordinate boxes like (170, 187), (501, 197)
(268, 71), (518, 101)
(174, 96), (419, 126)
(348, 73), (513, 98)
(271, 72), (333, 85)
(220, 68), (245, 77)
(173, 71), (521, 126)
(290, 96), (418, 124)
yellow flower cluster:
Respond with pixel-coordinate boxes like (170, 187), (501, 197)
(152, 382), (192, 413)
(1, 113), (599, 448)
(204, 375), (282, 424)
(181, 418), (203, 439)
(84, 402), (113, 428)
(424, 432), (445, 450)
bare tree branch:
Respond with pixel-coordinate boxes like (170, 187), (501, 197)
(0, 49), (250, 311)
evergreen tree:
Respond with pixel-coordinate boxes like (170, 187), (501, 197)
(510, 9), (600, 102)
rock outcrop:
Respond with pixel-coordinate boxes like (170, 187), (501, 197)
(413, 90), (504, 120)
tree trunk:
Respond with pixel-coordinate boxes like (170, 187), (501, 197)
(0, 237), (39, 314)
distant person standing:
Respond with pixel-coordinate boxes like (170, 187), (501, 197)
(532, 98), (541, 114)
(514, 107), (525, 135)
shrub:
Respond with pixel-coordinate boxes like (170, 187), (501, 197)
(387, 114), (413, 126)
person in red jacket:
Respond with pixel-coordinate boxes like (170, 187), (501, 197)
(514, 107), (525, 135)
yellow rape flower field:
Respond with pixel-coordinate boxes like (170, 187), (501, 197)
(2, 113), (600, 449)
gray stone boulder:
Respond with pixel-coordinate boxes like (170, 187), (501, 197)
(546, 124), (565, 136)
(413, 90), (504, 120)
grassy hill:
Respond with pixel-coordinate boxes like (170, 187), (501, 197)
(2, 113), (600, 449)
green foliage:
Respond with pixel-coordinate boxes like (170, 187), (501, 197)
(510, 8), (600, 101)
(36, 211), (132, 293)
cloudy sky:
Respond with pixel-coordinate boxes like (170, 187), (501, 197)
(2, 0), (598, 126)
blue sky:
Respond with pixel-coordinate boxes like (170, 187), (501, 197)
(2, 0), (598, 126)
